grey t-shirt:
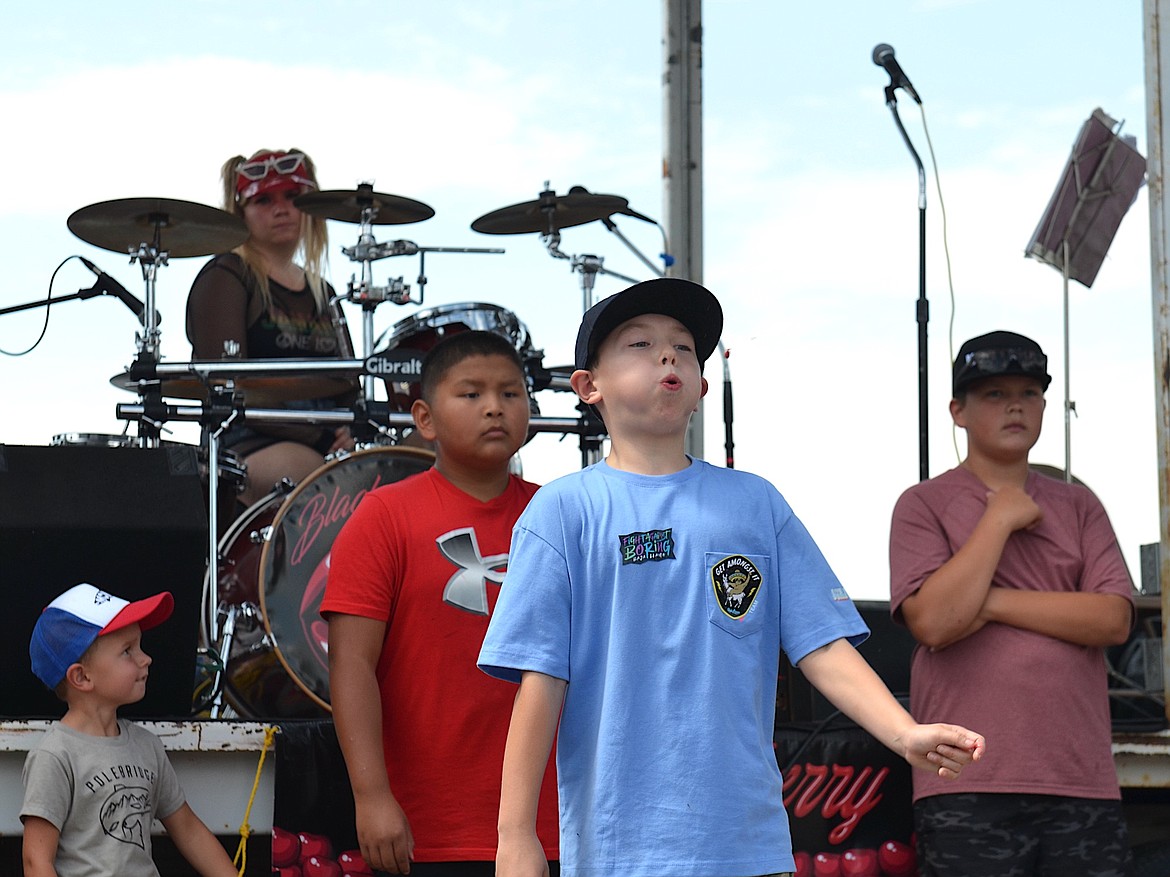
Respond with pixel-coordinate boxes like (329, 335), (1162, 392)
(21, 719), (186, 877)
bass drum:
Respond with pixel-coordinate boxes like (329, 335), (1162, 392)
(219, 445), (434, 718)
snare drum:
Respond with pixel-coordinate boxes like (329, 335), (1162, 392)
(217, 444), (434, 718)
(377, 302), (543, 413)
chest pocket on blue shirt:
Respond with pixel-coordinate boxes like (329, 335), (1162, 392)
(705, 552), (769, 638)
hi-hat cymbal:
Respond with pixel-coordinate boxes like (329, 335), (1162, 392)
(67, 198), (248, 258)
(111, 371), (356, 406)
(295, 185), (435, 225)
(471, 186), (633, 235)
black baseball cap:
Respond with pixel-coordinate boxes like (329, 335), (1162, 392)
(574, 278), (723, 371)
(952, 330), (1051, 396)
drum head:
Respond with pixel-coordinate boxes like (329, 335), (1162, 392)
(258, 446), (435, 711)
(376, 302), (538, 412)
(50, 432), (139, 448)
(384, 302), (532, 352)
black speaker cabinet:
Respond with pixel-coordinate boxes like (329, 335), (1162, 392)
(0, 444), (208, 719)
(778, 600), (917, 724)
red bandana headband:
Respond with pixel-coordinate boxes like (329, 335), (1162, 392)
(236, 151), (317, 202)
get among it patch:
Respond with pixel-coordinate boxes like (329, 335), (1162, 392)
(711, 554), (762, 619)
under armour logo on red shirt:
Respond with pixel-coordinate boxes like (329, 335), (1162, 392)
(436, 527), (508, 616)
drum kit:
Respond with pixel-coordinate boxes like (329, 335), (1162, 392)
(0, 176), (669, 720)
(6, 180), (664, 719)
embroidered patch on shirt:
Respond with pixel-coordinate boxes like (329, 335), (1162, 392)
(711, 554), (763, 619)
(830, 587), (850, 602)
(619, 528), (676, 565)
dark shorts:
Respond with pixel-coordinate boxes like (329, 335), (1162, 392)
(914, 793), (1132, 877)
(375, 863), (560, 877)
(373, 865), (784, 877)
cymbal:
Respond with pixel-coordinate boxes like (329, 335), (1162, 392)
(67, 198), (248, 258)
(471, 186), (632, 235)
(295, 185), (435, 225)
(111, 371), (356, 406)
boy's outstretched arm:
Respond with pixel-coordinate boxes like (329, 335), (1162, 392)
(161, 803), (237, 877)
(497, 670), (566, 877)
(797, 639), (986, 778)
(328, 612), (414, 875)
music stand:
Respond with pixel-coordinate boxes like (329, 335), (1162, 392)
(1025, 107), (1146, 479)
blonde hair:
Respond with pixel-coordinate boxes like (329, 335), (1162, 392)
(220, 148), (330, 313)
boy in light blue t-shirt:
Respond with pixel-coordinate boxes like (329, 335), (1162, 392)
(479, 278), (987, 877)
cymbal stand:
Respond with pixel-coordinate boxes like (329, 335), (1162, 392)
(339, 207), (504, 400)
(542, 230), (639, 314)
(125, 236), (170, 446)
(127, 240), (167, 358)
(339, 202), (408, 400)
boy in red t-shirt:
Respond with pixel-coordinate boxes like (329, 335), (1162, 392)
(322, 330), (559, 876)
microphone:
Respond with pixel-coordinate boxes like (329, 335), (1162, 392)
(618, 206), (657, 224)
(78, 256), (155, 325)
(569, 185), (656, 224)
(872, 43), (922, 104)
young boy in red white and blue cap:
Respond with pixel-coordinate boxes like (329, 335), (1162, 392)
(21, 583), (236, 877)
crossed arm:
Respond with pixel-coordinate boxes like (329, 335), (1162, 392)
(900, 484), (1132, 650)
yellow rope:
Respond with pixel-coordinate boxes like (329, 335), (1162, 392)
(234, 725), (277, 876)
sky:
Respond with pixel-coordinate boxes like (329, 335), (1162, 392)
(0, 0), (1157, 601)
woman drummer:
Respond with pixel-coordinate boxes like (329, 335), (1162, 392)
(186, 148), (358, 510)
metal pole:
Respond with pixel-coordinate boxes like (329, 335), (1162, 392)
(1142, 0), (1170, 720)
(884, 91), (930, 481)
(663, 0), (705, 459)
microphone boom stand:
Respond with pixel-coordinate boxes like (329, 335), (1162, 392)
(884, 83), (930, 482)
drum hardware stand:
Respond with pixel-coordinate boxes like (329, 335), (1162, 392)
(118, 234), (177, 447)
(338, 206), (505, 401)
(541, 226), (638, 467)
(117, 395), (593, 443)
(126, 240), (167, 356)
(197, 384), (246, 719)
(348, 398), (405, 445)
(542, 230), (640, 315)
(206, 600), (271, 719)
(202, 385), (240, 643)
(208, 601), (241, 718)
(577, 403), (607, 470)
